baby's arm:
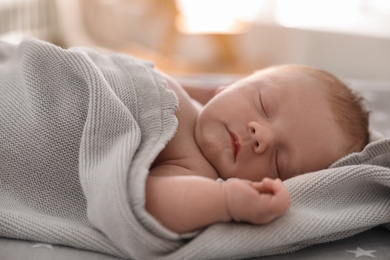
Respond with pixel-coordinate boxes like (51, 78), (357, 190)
(145, 176), (290, 233)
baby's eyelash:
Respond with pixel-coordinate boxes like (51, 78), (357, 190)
(259, 94), (268, 117)
(275, 150), (281, 177)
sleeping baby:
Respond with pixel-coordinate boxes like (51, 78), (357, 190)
(0, 39), (369, 253)
(147, 65), (370, 233)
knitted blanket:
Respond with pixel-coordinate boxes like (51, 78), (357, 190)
(1, 39), (390, 260)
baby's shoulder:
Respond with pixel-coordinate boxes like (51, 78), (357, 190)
(150, 156), (218, 179)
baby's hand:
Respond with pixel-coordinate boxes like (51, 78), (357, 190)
(223, 178), (290, 224)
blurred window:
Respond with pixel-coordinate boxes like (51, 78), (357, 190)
(175, 0), (390, 38)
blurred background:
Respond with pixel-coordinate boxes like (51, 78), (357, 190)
(1, 0), (390, 79)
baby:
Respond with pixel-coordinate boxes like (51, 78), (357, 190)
(146, 65), (369, 233)
(0, 40), (371, 256)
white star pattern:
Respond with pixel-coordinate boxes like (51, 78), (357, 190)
(346, 247), (376, 258)
(32, 243), (53, 249)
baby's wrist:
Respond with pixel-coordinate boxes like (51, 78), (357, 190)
(220, 181), (234, 222)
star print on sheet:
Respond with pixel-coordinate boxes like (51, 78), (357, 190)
(32, 243), (53, 249)
(346, 247), (376, 258)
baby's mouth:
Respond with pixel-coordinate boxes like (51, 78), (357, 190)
(228, 130), (241, 161)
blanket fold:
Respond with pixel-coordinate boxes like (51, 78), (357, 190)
(1, 39), (390, 260)
(0, 38), (181, 259)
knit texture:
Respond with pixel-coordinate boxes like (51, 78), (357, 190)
(1, 39), (390, 260)
(0, 38), (180, 259)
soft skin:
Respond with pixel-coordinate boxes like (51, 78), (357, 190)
(195, 70), (349, 181)
(146, 68), (349, 233)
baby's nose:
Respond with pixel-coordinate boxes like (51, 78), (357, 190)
(248, 121), (268, 154)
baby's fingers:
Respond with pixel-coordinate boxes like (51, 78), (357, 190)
(253, 178), (290, 214)
(251, 178), (281, 194)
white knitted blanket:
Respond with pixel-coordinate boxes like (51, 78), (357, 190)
(1, 39), (390, 260)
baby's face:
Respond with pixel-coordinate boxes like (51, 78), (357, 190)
(194, 69), (349, 181)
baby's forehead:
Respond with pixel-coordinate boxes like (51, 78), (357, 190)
(244, 69), (313, 90)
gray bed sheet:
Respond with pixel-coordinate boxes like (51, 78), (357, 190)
(1, 78), (389, 260)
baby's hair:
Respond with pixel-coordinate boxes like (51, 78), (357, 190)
(299, 66), (369, 154)
(256, 65), (370, 155)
